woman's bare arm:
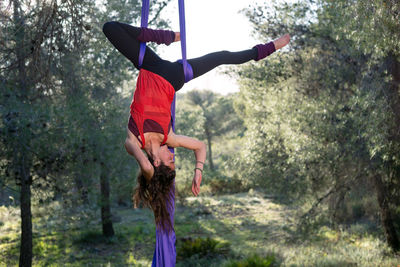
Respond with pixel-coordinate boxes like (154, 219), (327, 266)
(167, 132), (206, 162)
(125, 129), (154, 180)
(167, 132), (206, 196)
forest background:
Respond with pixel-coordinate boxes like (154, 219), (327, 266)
(1, 0), (400, 266)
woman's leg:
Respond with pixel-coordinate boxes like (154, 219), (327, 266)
(103, 21), (185, 90)
(102, 21), (162, 69)
(186, 34), (290, 80)
(188, 48), (259, 80)
(166, 48), (261, 92)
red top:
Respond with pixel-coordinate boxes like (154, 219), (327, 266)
(128, 116), (171, 147)
(130, 69), (175, 148)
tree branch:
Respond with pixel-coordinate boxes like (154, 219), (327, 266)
(301, 174), (360, 220)
(148, 1), (168, 26)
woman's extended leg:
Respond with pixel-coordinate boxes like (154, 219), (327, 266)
(102, 21), (163, 69)
(188, 48), (259, 80)
(187, 34), (290, 80)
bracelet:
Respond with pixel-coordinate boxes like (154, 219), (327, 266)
(194, 167), (203, 173)
(196, 161), (205, 165)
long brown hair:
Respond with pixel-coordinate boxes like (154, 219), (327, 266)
(132, 156), (176, 232)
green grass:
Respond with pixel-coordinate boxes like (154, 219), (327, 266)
(177, 237), (230, 260)
(224, 254), (280, 267)
(0, 191), (400, 266)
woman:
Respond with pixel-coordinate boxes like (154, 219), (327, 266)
(102, 21), (290, 230)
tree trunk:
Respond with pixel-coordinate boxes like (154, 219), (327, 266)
(372, 173), (399, 251)
(387, 52), (400, 144)
(205, 127), (214, 170)
(100, 162), (114, 237)
(380, 51), (400, 252)
(19, 157), (32, 267)
(13, 0), (33, 265)
(73, 175), (89, 205)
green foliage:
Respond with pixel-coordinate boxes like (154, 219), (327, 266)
(224, 254), (279, 267)
(72, 229), (120, 245)
(32, 238), (62, 260)
(234, 0), (400, 251)
(184, 90), (245, 171)
(177, 237), (230, 260)
(325, 0), (400, 56)
(1, 1), (173, 266)
(1, 195), (400, 266)
(185, 90), (245, 142)
(175, 91), (247, 196)
(208, 173), (244, 195)
(2, 0), (400, 263)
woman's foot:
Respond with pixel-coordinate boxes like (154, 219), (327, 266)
(273, 34), (290, 50)
(174, 32), (180, 42)
(253, 34), (290, 61)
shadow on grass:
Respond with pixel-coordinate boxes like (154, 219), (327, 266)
(174, 196), (286, 266)
(175, 236), (283, 267)
(224, 253), (282, 267)
(0, 219), (156, 266)
(1, 193), (390, 266)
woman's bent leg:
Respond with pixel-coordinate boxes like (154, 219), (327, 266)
(102, 21), (162, 69)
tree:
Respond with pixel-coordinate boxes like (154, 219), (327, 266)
(186, 90), (244, 171)
(1, 0), (83, 265)
(0, 0), (172, 265)
(236, 0), (400, 251)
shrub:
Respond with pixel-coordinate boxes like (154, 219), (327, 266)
(72, 229), (119, 245)
(177, 237), (230, 260)
(209, 175), (244, 195)
(224, 254), (279, 267)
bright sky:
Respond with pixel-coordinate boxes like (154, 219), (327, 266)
(158, 0), (268, 95)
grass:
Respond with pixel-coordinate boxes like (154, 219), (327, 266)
(224, 254), (280, 267)
(177, 237), (230, 260)
(0, 190), (400, 266)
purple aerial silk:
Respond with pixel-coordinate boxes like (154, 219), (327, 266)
(138, 0), (193, 82)
(138, 0), (193, 264)
(138, 0), (149, 68)
(153, 88), (176, 267)
(151, 181), (176, 267)
(177, 0), (193, 82)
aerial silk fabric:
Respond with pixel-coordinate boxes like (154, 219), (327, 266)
(138, 0), (193, 83)
(138, 0), (192, 265)
(151, 181), (176, 267)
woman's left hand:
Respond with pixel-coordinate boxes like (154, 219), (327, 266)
(191, 170), (202, 196)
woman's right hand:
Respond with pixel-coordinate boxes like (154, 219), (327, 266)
(191, 170), (202, 196)
(166, 133), (206, 196)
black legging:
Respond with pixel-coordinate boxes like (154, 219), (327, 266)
(102, 21), (258, 91)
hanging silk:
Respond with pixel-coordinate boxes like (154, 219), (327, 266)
(137, 0), (193, 266)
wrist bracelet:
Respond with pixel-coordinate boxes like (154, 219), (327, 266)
(196, 161), (205, 165)
(194, 167), (203, 173)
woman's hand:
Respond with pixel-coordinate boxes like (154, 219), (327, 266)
(166, 133), (206, 197)
(191, 169), (202, 196)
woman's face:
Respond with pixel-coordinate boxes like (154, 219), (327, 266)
(157, 145), (175, 170)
